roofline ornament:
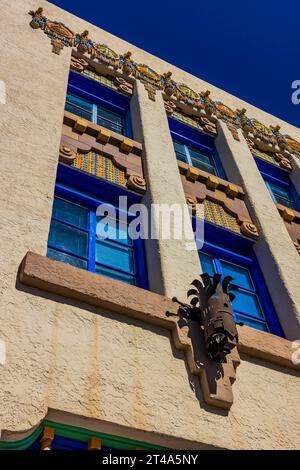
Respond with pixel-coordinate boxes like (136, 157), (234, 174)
(28, 8), (300, 158)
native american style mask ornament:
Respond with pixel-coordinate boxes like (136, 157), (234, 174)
(173, 273), (239, 363)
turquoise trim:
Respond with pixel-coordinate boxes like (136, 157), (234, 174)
(0, 420), (166, 450)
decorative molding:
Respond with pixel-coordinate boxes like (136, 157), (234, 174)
(60, 149), (147, 194)
(59, 146), (76, 164)
(126, 175), (147, 193)
(179, 163), (245, 198)
(29, 8), (75, 55)
(88, 437), (102, 450)
(280, 207), (295, 223)
(27, 7), (300, 159)
(70, 55), (134, 97)
(0, 418), (166, 451)
(240, 221), (259, 239)
(184, 194), (258, 239)
(40, 426), (54, 451)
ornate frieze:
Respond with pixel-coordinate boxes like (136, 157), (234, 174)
(28, 8), (300, 158)
(29, 8), (75, 55)
(181, 164), (259, 239)
(60, 110), (145, 193)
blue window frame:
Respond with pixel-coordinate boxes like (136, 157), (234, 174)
(195, 218), (284, 337)
(173, 139), (218, 175)
(266, 181), (298, 210)
(255, 157), (300, 211)
(46, 165), (148, 288)
(66, 71), (132, 137)
(66, 92), (125, 135)
(168, 118), (226, 178)
(199, 251), (270, 332)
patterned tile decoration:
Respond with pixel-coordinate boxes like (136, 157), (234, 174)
(81, 69), (118, 90)
(252, 149), (280, 167)
(172, 111), (203, 131)
(198, 199), (240, 234)
(73, 152), (126, 186)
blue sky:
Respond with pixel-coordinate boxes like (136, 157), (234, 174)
(49, 0), (299, 128)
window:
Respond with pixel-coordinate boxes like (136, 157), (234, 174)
(65, 92), (125, 135)
(47, 196), (143, 286)
(199, 251), (272, 332)
(266, 181), (298, 210)
(173, 139), (217, 175)
(255, 158), (299, 212)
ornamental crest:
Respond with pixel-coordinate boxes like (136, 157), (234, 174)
(250, 119), (272, 137)
(29, 8), (75, 54)
(177, 83), (199, 102)
(44, 20), (75, 42)
(92, 44), (119, 68)
(135, 64), (161, 84)
(215, 102), (236, 120)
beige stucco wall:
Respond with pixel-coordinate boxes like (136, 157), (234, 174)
(0, 0), (300, 450)
(1, 295), (300, 449)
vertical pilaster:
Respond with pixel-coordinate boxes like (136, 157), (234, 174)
(215, 121), (300, 339)
(130, 81), (201, 300)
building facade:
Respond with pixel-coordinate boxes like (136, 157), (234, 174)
(1, 0), (300, 450)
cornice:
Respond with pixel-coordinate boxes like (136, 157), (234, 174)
(28, 7), (300, 163)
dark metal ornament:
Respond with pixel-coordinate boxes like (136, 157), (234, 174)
(173, 273), (239, 363)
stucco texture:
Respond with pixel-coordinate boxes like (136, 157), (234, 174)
(0, 0), (300, 450)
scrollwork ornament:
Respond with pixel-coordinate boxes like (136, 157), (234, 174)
(126, 175), (146, 193)
(59, 147), (76, 164)
(240, 221), (259, 239)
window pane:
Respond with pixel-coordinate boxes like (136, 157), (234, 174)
(47, 248), (87, 270)
(269, 183), (297, 209)
(96, 116), (123, 134)
(220, 260), (254, 290)
(66, 93), (93, 113)
(269, 183), (291, 199)
(97, 106), (123, 125)
(48, 220), (88, 258)
(175, 151), (187, 163)
(234, 313), (268, 332)
(188, 149), (211, 166)
(95, 264), (136, 285)
(173, 140), (186, 155)
(53, 198), (88, 230)
(232, 289), (265, 319)
(199, 252), (215, 277)
(96, 216), (132, 245)
(95, 239), (134, 273)
(65, 102), (93, 121)
(190, 158), (216, 175)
